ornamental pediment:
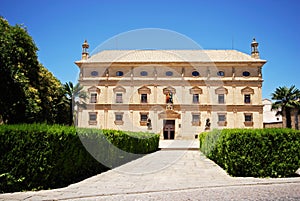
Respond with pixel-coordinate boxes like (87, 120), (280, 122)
(158, 110), (181, 119)
(215, 87), (228, 94)
(163, 86), (176, 95)
(88, 86), (101, 93)
(113, 85), (126, 93)
(189, 86), (203, 94)
(241, 87), (254, 94)
(138, 86), (151, 94)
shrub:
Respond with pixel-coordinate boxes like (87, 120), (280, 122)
(0, 124), (160, 193)
(199, 128), (300, 178)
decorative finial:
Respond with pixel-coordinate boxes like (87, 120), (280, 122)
(251, 38), (260, 59)
(81, 40), (89, 60)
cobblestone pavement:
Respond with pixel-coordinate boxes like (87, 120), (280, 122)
(1, 140), (300, 201)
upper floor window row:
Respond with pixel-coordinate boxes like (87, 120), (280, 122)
(90, 70), (252, 77)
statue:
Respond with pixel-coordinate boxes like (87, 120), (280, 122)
(205, 118), (211, 130)
(147, 118), (152, 130)
(166, 92), (173, 104)
(169, 92), (173, 103)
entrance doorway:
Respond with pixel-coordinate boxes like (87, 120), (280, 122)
(163, 120), (175, 139)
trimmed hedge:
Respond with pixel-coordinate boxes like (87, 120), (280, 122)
(199, 128), (300, 178)
(0, 124), (160, 193)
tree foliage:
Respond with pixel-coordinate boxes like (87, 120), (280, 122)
(0, 17), (70, 124)
(271, 85), (300, 128)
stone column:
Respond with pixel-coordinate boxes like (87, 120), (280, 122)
(105, 85), (108, 104)
(104, 109), (108, 129)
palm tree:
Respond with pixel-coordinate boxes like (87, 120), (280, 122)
(271, 85), (300, 128)
(63, 82), (87, 126)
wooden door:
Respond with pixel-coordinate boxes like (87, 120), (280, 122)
(163, 120), (175, 139)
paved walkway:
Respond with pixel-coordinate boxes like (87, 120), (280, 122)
(1, 140), (300, 200)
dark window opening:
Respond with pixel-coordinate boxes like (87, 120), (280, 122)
(192, 114), (200, 122)
(245, 114), (252, 122)
(193, 94), (199, 103)
(140, 71), (148, 76)
(218, 114), (226, 122)
(115, 114), (123, 121)
(116, 93), (123, 103)
(243, 71), (250, 76)
(141, 94), (147, 103)
(116, 71), (124, 76)
(192, 71), (200, 77)
(91, 71), (98, 76)
(90, 93), (97, 103)
(244, 94), (251, 104)
(218, 94), (225, 104)
(141, 114), (148, 122)
(89, 114), (97, 121)
(217, 71), (225, 76)
(166, 71), (173, 76)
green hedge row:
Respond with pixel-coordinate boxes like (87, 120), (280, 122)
(0, 124), (160, 193)
(199, 128), (300, 178)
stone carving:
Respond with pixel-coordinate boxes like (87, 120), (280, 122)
(205, 118), (211, 130)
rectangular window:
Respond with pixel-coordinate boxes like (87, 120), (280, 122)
(116, 93), (123, 103)
(90, 93), (97, 103)
(245, 114), (252, 122)
(114, 112), (124, 125)
(192, 114), (200, 122)
(89, 114), (97, 121)
(115, 114), (123, 121)
(141, 94), (147, 103)
(218, 114), (226, 122)
(192, 114), (201, 126)
(244, 94), (251, 104)
(140, 113), (149, 126)
(218, 114), (227, 126)
(141, 114), (148, 122)
(244, 113), (253, 126)
(192, 94), (199, 104)
(218, 94), (225, 104)
(89, 112), (97, 125)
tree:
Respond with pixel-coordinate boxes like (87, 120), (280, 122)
(0, 17), (41, 123)
(271, 85), (300, 128)
(0, 17), (70, 124)
(63, 82), (87, 126)
(36, 64), (69, 124)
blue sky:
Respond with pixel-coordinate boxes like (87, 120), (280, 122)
(0, 0), (299, 99)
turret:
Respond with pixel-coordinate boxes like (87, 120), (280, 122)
(251, 38), (260, 59)
(81, 40), (89, 60)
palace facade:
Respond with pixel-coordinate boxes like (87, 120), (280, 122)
(75, 39), (267, 139)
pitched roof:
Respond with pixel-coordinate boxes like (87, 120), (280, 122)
(85, 49), (266, 63)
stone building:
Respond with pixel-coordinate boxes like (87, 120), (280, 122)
(262, 98), (283, 128)
(75, 39), (267, 139)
